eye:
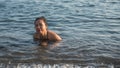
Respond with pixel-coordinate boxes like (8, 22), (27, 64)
(35, 23), (43, 27)
(39, 23), (42, 26)
(35, 24), (38, 27)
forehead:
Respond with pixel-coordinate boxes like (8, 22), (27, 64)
(35, 19), (44, 24)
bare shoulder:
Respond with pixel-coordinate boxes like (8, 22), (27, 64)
(48, 30), (62, 41)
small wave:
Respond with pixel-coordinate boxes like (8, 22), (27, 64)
(75, 3), (95, 7)
(106, 30), (120, 34)
(0, 19), (17, 22)
(62, 1), (71, 3)
(110, 36), (120, 41)
(0, 63), (116, 68)
(106, 17), (120, 20)
(0, 46), (6, 50)
(0, 4), (6, 8)
(97, 56), (120, 65)
(0, 36), (24, 48)
(106, 1), (120, 4)
(93, 30), (120, 34)
(0, 36), (19, 42)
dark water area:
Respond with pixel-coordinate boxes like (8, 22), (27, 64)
(0, 0), (120, 67)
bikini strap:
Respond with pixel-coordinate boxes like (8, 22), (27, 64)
(47, 30), (48, 40)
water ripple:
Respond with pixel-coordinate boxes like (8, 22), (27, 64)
(0, 0), (120, 67)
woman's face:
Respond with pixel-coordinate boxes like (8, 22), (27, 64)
(35, 19), (47, 33)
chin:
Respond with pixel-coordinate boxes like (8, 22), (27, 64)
(39, 31), (43, 34)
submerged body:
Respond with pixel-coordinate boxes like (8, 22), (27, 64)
(34, 30), (62, 41)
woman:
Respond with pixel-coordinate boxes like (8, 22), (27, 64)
(33, 16), (62, 42)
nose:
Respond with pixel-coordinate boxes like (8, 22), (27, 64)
(36, 26), (41, 32)
(36, 26), (41, 31)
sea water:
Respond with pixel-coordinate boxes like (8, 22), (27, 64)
(0, 0), (120, 67)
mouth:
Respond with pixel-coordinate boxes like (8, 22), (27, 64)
(36, 28), (41, 33)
